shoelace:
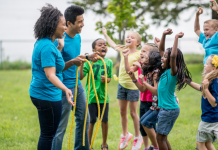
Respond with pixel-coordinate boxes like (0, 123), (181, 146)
(133, 139), (138, 146)
(120, 137), (126, 143)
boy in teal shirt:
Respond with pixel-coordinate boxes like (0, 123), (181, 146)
(79, 38), (113, 150)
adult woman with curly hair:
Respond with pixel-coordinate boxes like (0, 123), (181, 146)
(29, 4), (74, 150)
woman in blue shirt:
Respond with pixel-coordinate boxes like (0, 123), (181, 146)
(29, 4), (74, 150)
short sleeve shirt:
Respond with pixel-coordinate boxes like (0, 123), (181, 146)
(54, 33), (81, 88)
(158, 69), (179, 109)
(29, 38), (65, 101)
(201, 78), (218, 123)
(83, 58), (113, 104)
(199, 32), (218, 64)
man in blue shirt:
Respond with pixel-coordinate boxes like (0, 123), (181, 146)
(52, 5), (98, 150)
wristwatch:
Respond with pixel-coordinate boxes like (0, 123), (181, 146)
(85, 54), (89, 60)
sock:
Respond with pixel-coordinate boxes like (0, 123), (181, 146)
(150, 144), (154, 147)
(153, 147), (159, 150)
(134, 136), (140, 140)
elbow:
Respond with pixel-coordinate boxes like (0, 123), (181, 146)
(170, 55), (176, 59)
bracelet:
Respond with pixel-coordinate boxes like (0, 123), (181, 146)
(132, 79), (137, 83)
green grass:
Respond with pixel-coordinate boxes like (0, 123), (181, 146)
(0, 64), (217, 150)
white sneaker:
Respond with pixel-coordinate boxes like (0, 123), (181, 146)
(119, 132), (133, 149)
(131, 136), (143, 150)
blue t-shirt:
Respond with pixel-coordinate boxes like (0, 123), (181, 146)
(29, 38), (65, 101)
(158, 69), (179, 109)
(201, 78), (218, 123)
(199, 32), (218, 64)
(54, 33), (81, 88)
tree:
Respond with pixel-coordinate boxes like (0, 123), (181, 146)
(70, 0), (218, 74)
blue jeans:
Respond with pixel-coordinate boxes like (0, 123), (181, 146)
(156, 108), (180, 135)
(52, 84), (90, 150)
(30, 97), (62, 150)
(139, 101), (152, 136)
(140, 109), (159, 129)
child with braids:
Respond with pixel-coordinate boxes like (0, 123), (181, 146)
(123, 48), (164, 150)
(186, 55), (218, 150)
(142, 29), (192, 150)
(101, 28), (142, 150)
(122, 43), (159, 150)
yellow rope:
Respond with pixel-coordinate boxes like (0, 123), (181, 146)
(90, 56), (107, 149)
(69, 57), (107, 150)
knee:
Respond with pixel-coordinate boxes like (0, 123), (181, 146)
(130, 111), (137, 119)
(120, 109), (127, 117)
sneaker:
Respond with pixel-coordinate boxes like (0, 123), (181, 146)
(148, 146), (154, 150)
(131, 136), (143, 150)
(119, 132), (133, 149)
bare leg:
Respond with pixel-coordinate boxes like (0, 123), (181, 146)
(142, 136), (150, 149)
(143, 126), (158, 147)
(102, 122), (108, 150)
(129, 101), (140, 137)
(196, 141), (207, 150)
(88, 123), (95, 149)
(157, 133), (169, 150)
(205, 141), (216, 150)
(118, 99), (129, 136)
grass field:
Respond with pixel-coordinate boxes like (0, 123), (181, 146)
(0, 64), (218, 150)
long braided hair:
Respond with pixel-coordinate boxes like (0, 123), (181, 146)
(142, 50), (164, 82)
(34, 4), (63, 40)
(202, 55), (218, 98)
(165, 48), (192, 91)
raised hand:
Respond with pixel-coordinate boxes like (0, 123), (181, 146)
(196, 7), (203, 16)
(176, 32), (184, 38)
(128, 70), (136, 80)
(133, 61), (141, 68)
(122, 49), (130, 57)
(154, 37), (161, 47)
(57, 35), (66, 51)
(101, 28), (108, 35)
(163, 28), (173, 35)
(210, 0), (218, 12)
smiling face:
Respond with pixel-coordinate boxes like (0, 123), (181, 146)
(93, 39), (107, 58)
(204, 56), (215, 74)
(125, 32), (140, 48)
(140, 45), (152, 63)
(203, 23), (217, 39)
(54, 16), (67, 38)
(68, 15), (84, 34)
(161, 50), (169, 69)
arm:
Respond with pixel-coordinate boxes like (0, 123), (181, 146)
(128, 71), (147, 92)
(44, 67), (74, 106)
(122, 49), (138, 73)
(187, 81), (201, 91)
(101, 28), (118, 51)
(202, 79), (217, 107)
(210, 0), (218, 14)
(101, 76), (111, 83)
(79, 63), (84, 80)
(170, 32), (184, 76)
(143, 81), (158, 95)
(63, 56), (85, 71)
(194, 7), (203, 36)
(159, 28), (173, 57)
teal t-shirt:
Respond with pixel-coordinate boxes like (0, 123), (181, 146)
(158, 69), (179, 109)
(29, 38), (65, 101)
(199, 32), (218, 64)
(54, 33), (81, 88)
(83, 58), (113, 104)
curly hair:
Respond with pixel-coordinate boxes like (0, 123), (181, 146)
(64, 5), (84, 26)
(165, 48), (192, 91)
(34, 4), (63, 40)
(142, 50), (164, 82)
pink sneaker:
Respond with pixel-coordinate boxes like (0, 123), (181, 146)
(131, 136), (143, 150)
(119, 132), (133, 149)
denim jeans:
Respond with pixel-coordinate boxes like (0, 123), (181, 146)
(140, 109), (159, 129)
(52, 84), (90, 150)
(139, 101), (152, 136)
(31, 97), (62, 150)
(156, 108), (180, 135)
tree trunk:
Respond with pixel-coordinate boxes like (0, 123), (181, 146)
(212, 9), (218, 19)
